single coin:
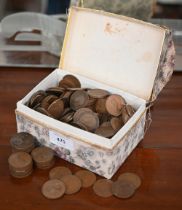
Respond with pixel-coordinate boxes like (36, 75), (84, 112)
(35, 107), (53, 117)
(29, 90), (46, 107)
(31, 146), (54, 164)
(110, 117), (123, 131)
(48, 99), (64, 119)
(95, 125), (116, 138)
(8, 152), (33, 170)
(60, 174), (82, 195)
(71, 121), (89, 131)
(46, 87), (65, 95)
(59, 75), (81, 88)
(121, 106), (131, 124)
(87, 89), (109, 99)
(73, 108), (92, 122)
(111, 180), (135, 199)
(100, 121), (111, 127)
(125, 105), (135, 117)
(95, 98), (107, 113)
(75, 170), (96, 188)
(93, 179), (113, 198)
(41, 179), (65, 199)
(70, 90), (89, 110)
(60, 111), (74, 123)
(106, 94), (126, 116)
(118, 173), (141, 189)
(41, 95), (58, 110)
(49, 166), (72, 180)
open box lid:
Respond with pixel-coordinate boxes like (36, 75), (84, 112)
(60, 7), (167, 101)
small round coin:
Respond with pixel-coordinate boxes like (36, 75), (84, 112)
(75, 170), (96, 188)
(93, 179), (113, 198)
(111, 180), (136, 199)
(49, 166), (72, 180)
(60, 175), (82, 195)
(118, 173), (141, 189)
(41, 179), (65, 199)
(70, 90), (89, 110)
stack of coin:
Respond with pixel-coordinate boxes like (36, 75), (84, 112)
(31, 146), (55, 169)
(8, 152), (33, 178)
(10, 132), (35, 153)
(26, 74), (136, 139)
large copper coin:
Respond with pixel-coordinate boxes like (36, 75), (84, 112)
(49, 166), (72, 180)
(87, 89), (109, 99)
(95, 98), (107, 113)
(48, 98), (64, 119)
(70, 90), (89, 110)
(75, 170), (96, 188)
(60, 175), (82, 195)
(106, 94), (126, 116)
(111, 180), (135, 199)
(110, 117), (123, 131)
(59, 75), (81, 88)
(8, 152), (33, 171)
(41, 95), (58, 110)
(41, 179), (65, 199)
(93, 179), (113, 198)
(95, 125), (115, 138)
(118, 173), (141, 189)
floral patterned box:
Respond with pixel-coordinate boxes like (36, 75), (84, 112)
(16, 7), (175, 179)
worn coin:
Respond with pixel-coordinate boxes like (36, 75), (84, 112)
(106, 94), (126, 116)
(87, 89), (109, 99)
(75, 170), (96, 188)
(41, 179), (65, 199)
(70, 90), (89, 110)
(95, 98), (107, 113)
(73, 108), (92, 122)
(28, 90), (46, 108)
(118, 173), (141, 189)
(111, 117), (123, 131)
(95, 125), (116, 138)
(48, 99), (64, 119)
(60, 174), (82, 195)
(111, 180), (135, 199)
(59, 74), (81, 88)
(125, 105), (135, 117)
(121, 106), (131, 123)
(49, 166), (72, 180)
(93, 179), (113, 198)
(41, 95), (58, 110)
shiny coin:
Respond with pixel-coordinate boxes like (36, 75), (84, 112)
(41, 179), (65, 199)
(106, 94), (126, 116)
(110, 117), (123, 131)
(87, 89), (109, 99)
(49, 166), (72, 180)
(93, 179), (113, 198)
(70, 90), (89, 110)
(95, 125), (116, 138)
(75, 170), (96, 188)
(60, 174), (82, 195)
(48, 99), (64, 119)
(118, 173), (141, 189)
(111, 180), (135, 199)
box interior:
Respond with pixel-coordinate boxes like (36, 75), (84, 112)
(17, 69), (146, 149)
(60, 7), (166, 101)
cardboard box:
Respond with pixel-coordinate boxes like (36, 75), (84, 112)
(16, 7), (175, 179)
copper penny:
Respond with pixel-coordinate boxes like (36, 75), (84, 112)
(73, 108), (92, 122)
(111, 180), (135, 199)
(95, 98), (107, 113)
(87, 89), (109, 99)
(35, 107), (53, 117)
(49, 166), (72, 180)
(110, 117), (123, 131)
(29, 90), (46, 107)
(41, 179), (65, 199)
(41, 95), (58, 110)
(60, 175), (82, 195)
(59, 75), (81, 88)
(75, 170), (96, 188)
(125, 105), (135, 117)
(48, 98), (64, 119)
(70, 90), (89, 110)
(95, 125), (116, 138)
(106, 94), (126, 116)
(118, 173), (141, 189)
(93, 179), (113, 198)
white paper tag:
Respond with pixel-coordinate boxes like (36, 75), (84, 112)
(49, 130), (74, 151)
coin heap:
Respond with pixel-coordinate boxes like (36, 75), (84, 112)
(8, 152), (33, 178)
(10, 132), (36, 153)
(26, 74), (135, 138)
(31, 146), (55, 169)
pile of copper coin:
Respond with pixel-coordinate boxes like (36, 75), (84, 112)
(26, 74), (135, 138)
(8, 132), (55, 178)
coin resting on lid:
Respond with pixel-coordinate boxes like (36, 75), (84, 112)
(26, 74), (136, 139)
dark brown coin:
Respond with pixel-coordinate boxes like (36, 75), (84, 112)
(10, 132), (35, 153)
(28, 90), (46, 107)
(31, 146), (54, 169)
(47, 99), (64, 119)
(110, 117), (123, 131)
(49, 166), (72, 180)
(8, 152), (33, 171)
(41, 179), (65, 199)
(111, 180), (136, 199)
(46, 87), (65, 95)
(60, 111), (74, 123)
(106, 94), (126, 116)
(41, 95), (58, 110)
(93, 179), (113, 198)
(59, 75), (81, 88)
(87, 89), (109, 99)
(95, 125), (116, 138)
(60, 175), (82, 195)
(35, 107), (53, 117)
(95, 98), (107, 113)
(70, 90), (89, 110)
(71, 121), (89, 131)
(118, 173), (141, 189)
(75, 170), (96, 188)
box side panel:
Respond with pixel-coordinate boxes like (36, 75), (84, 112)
(16, 111), (146, 179)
